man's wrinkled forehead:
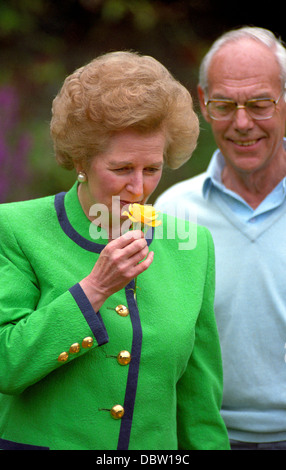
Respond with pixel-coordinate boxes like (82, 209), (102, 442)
(207, 39), (282, 94)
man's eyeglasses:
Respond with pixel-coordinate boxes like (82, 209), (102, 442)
(205, 91), (284, 121)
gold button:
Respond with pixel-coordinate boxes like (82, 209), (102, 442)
(117, 350), (131, 366)
(110, 405), (124, 420)
(58, 352), (69, 362)
(69, 343), (80, 354)
(115, 305), (129, 317)
(82, 337), (94, 348)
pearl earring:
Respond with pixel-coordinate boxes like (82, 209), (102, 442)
(77, 171), (87, 183)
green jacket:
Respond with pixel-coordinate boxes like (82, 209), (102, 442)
(0, 183), (229, 450)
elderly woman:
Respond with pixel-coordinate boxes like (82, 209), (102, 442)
(0, 52), (229, 450)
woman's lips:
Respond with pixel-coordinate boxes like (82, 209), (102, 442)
(120, 200), (143, 206)
(120, 200), (143, 215)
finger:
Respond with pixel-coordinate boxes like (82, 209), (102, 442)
(127, 243), (149, 266)
(115, 230), (144, 248)
(133, 251), (154, 276)
(123, 237), (148, 260)
(101, 236), (148, 273)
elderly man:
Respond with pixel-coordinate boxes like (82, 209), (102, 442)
(156, 27), (286, 450)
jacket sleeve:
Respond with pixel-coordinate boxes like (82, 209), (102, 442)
(0, 214), (109, 396)
(176, 228), (230, 450)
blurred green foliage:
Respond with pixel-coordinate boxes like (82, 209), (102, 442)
(0, 0), (279, 203)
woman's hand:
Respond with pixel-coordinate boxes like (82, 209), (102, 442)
(79, 230), (153, 311)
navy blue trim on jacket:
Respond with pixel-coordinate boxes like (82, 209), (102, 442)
(117, 279), (143, 450)
(54, 192), (105, 253)
(69, 283), (109, 346)
(0, 437), (49, 450)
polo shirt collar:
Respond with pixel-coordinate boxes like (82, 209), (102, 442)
(202, 149), (225, 199)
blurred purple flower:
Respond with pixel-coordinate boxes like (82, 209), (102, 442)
(0, 86), (32, 202)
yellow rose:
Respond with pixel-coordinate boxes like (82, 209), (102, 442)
(122, 203), (162, 227)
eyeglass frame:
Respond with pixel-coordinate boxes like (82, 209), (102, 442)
(204, 90), (284, 121)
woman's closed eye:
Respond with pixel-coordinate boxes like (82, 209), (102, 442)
(112, 167), (132, 173)
(112, 166), (162, 174)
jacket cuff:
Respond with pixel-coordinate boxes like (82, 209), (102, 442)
(69, 283), (109, 346)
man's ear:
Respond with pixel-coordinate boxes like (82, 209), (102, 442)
(197, 85), (211, 123)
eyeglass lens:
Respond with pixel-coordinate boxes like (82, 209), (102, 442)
(207, 99), (276, 120)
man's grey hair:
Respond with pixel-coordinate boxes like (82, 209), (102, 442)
(199, 26), (286, 100)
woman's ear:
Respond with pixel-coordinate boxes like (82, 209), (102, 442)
(74, 162), (88, 183)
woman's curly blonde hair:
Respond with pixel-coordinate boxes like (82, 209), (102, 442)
(50, 51), (199, 170)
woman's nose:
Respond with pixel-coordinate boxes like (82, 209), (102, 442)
(126, 173), (144, 197)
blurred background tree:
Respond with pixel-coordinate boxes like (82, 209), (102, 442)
(0, 0), (284, 202)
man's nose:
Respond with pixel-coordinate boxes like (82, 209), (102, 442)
(233, 107), (255, 132)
